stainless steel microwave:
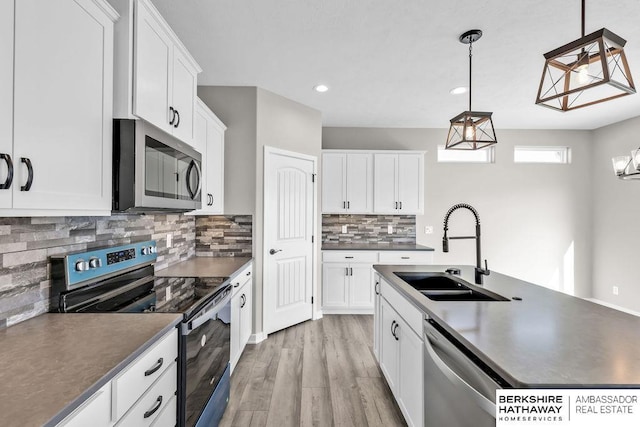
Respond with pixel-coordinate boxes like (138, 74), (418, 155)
(112, 119), (202, 212)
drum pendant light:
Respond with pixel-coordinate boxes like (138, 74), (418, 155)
(535, 0), (635, 111)
(446, 30), (497, 150)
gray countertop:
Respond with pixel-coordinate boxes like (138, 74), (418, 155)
(322, 243), (434, 251)
(0, 313), (181, 427)
(155, 256), (253, 279)
(374, 264), (640, 388)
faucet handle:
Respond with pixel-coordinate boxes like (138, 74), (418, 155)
(483, 259), (490, 275)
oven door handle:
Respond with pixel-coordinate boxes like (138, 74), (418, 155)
(184, 290), (231, 334)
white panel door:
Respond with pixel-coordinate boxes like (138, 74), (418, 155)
(264, 147), (316, 334)
(322, 263), (349, 308)
(134, 0), (172, 133)
(346, 153), (373, 213)
(321, 153), (346, 213)
(171, 49), (197, 144)
(13, 0), (113, 210)
(373, 154), (398, 213)
(379, 298), (399, 393)
(397, 154), (423, 214)
(349, 264), (374, 309)
(398, 317), (424, 427)
(0, 0), (13, 208)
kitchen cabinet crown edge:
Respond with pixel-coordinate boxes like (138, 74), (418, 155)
(196, 98), (227, 130)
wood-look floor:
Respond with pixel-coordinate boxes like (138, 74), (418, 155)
(220, 315), (407, 427)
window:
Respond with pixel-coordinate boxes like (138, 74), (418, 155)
(514, 146), (571, 164)
(437, 145), (494, 163)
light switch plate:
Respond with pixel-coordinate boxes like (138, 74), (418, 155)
(167, 233), (172, 247)
(424, 226), (434, 234)
(341, 225), (348, 234)
(387, 225), (393, 234)
(165, 287), (172, 301)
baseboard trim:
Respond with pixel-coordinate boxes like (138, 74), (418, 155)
(248, 331), (267, 344)
(313, 310), (323, 320)
(586, 298), (640, 317)
(322, 308), (374, 315)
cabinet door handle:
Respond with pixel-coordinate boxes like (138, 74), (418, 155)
(347, 201), (350, 209)
(174, 110), (180, 128)
(20, 157), (33, 191)
(399, 201), (402, 210)
(375, 281), (380, 295)
(0, 154), (13, 190)
(144, 357), (164, 376)
(169, 106), (175, 125)
(345, 267), (349, 276)
(246, 271), (251, 276)
(143, 396), (163, 419)
(393, 322), (399, 341)
(390, 320), (396, 338)
(234, 281), (240, 288)
(350, 267), (353, 276)
(240, 294), (246, 308)
(343, 201), (346, 209)
(394, 201), (398, 209)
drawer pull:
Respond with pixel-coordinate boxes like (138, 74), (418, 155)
(345, 256), (354, 259)
(234, 282), (240, 288)
(246, 271), (251, 276)
(401, 256), (410, 259)
(144, 358), (164, 377)
(143, 395), (163, 419)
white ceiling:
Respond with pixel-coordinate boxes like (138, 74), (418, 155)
(152, 0), (640, 130)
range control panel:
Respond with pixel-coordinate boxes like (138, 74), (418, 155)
(64, 240), (158, 289)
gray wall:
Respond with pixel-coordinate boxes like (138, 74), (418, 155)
(591, 116), (640, 312)
(199, 87), (322, 337)
(323, 127), (593, 298)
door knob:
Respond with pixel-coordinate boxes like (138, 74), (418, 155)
(269, 249), (282, 255)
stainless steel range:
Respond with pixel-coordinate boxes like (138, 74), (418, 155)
(50, 240), (230, 427)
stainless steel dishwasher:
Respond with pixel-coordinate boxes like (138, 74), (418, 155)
(423, 317), (510, 427)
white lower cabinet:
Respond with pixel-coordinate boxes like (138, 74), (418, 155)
(57, 383), (112, 427)
(230, 263), (253, 372)
(56, 328), (178, 427)
(378, 281), (424, 427)
(322, 250), (432, 314)
(373, 273), (381, 360)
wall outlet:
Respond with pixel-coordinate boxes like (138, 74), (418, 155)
(341, 225), (348, 234)
(387, 225), (393, 234)
(424, 226), (434, 235)
(613, 286), (619, 296)
(167, 233), (172, 248)
(165, 287), (172, 301)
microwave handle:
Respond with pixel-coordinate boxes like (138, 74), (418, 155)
(186, 160), (202, 200)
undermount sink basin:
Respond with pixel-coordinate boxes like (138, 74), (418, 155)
(394, 272), (510, 302)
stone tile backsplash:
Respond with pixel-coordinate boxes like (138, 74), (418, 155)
(322, 214), (416, 244)
(195, 215), (253, 257)
(0, 214), (195, 328)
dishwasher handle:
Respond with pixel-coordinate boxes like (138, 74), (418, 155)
(423, 323), (496, 416)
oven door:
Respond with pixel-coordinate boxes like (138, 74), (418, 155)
(136, 120), (202, 211)
(180, 285), (231, 427)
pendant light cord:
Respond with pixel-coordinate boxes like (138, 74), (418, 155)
(581, 0), (585, 37)
(468, 40), (473, 111)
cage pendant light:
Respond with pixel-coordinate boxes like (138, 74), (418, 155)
(535, 0), (635, 112)
(446, 30), (497, 150)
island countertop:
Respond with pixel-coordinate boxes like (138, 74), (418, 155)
(0, 313), (181, 427)
(373, 264), (640, 388)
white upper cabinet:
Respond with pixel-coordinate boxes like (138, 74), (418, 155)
(189, 99), (226, 215)
(110, 0), (201, 146)
(0, 0), (14, 209)
(5, 0), (117, 214)
(322, 151), (373, 213)
(373, 152), (424, 214)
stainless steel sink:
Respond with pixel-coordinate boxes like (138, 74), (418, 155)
(394, 272), (509, 302)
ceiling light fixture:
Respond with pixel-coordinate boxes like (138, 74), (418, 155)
(612, 148), (640, 180)
(449, 86), (468, 95)
(535, 0), (635, 112)
(313, 84), (329, 93)
(445, 29), (497, 151)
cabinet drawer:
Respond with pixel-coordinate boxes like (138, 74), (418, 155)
(57, 382), (111, 427)
(149, 394), (177, 427)
(322, 251), (378, 263)
(380, 279), (423, 336)
(115, 362), (177, 427)
(112, 329), (177, 420)
(378, 251), (433, 264)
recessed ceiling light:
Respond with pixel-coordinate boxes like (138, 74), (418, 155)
(449, 86), (468, 95)
(313, 84), (329, 93)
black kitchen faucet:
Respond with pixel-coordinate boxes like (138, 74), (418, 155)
(442, 203), (490, 284)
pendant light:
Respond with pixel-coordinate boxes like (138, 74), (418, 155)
(535, 0), (635, 112)
(446, 30), (497, 150)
